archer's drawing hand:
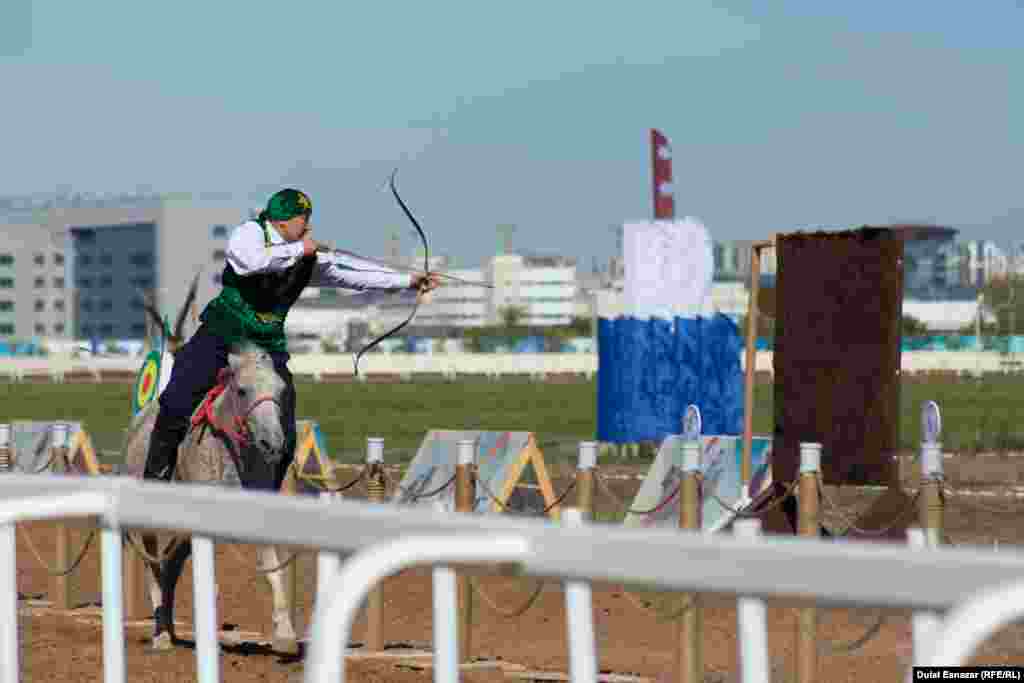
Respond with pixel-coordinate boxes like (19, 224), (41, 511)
(302, 234), (324, 257)
(410, 273), (442, 293)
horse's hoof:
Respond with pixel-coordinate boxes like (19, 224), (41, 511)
(149, 632), (174, 652)
(273, 637), (299, 655)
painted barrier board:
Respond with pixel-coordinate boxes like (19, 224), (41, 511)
(624, 434), (773, 532)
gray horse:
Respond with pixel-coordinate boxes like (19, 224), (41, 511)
(122, 342), (301, 654)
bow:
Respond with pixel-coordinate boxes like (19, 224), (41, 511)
(353, 169), (431, 376)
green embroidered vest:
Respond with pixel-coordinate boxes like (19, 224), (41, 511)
(200, 221), (315, 352)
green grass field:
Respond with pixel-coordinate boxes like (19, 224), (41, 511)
(2, 376), (1023, 464)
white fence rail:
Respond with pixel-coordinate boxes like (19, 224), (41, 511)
(2, 474), (1024, 683)
(5, 350), (1024, 383)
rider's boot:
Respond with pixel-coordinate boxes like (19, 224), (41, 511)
(143, 412), (189, 483)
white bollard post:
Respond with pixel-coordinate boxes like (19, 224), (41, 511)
(431, 499), (459, 683)
(192, 535), (220, 683)
(562, 508), (598, 683)
(100, 527), (126, 683)
(0, 521), (18, 683)
(733, 519), (770, 683)
(50, 423), (69, 452)
(908, 527), (942, 670)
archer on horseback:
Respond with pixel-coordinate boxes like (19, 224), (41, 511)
(142, 187), (441, 487)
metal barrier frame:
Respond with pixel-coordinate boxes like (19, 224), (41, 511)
(2, 474), (1024, 683)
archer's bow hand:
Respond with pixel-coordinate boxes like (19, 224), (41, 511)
(410, 273), (442, 293)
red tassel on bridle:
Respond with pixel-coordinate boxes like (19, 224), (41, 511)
(191, 367), (281, 452)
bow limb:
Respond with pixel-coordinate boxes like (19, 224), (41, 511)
(353, 169), (431, 376)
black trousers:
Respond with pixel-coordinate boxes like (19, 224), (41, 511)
(146, 324), (297, 491)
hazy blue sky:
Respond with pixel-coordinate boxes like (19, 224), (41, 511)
(2, 1), (1021, 269)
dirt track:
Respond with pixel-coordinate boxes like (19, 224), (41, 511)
(15, 460), (1024, 682)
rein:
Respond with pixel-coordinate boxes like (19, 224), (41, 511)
(191, 367), (280, 453)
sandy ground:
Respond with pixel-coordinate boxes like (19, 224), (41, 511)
(14, 460), (1024, 682)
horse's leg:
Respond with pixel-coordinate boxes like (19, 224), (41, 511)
(258, 545), (298, 654)
(139, 533), (171, 651)
(154, 537), (192, 650)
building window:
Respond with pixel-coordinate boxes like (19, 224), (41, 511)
(81, 299), (93, 312)
(0, 301), (12, 312)
(78, 278), (93, 288)
(99, 323), (114, 336)
(53, 277), (65, 289)
(131, 323), (146, 336)
(131, 297), (145, 310)
(99, 275), (113, 288)
(54, 300), (65, 312)
(0, 324), (14, 335)
(212, 224), (229, 238)
(53, 253), (64, 266)
(81, 325), (93, 337)
(75, 228), (97, 244)
(132, 277), (153, 289)
(55, 323), (65, 335)
(0, 278), (12, 288)
(100, 252), (113, 266)
(79, 254), (93, 266)
(34, 323), (45, 335)
(34, 277), (45, 288)
(212, 249), (226, 261)
(100, 299), (113, 312)
(34, 300), (45, 312)
(130, 251), (153, 267)
(0, 254), (13, 267)
(33, 253), (44, 266)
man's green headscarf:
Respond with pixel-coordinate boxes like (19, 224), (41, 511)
(260, 188), (312, 223)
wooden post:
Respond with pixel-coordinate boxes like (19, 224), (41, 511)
(919, 441), (944, 547)
(676, 440), (702, 683)
(364, 437), (387, 652)
(575, 442), (597, 520)
(742, 246), (763, 489)
(455, 439), (476, 663)
(51, 424), (75, 610)
(0, 424), (11, 472)
(796, 442), (821, 683)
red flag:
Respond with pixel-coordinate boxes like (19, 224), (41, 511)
(650, 128), (674, 220)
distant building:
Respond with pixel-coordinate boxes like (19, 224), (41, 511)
(487, 253), (576, 326)
(960, 239), (1008, 287)
(13, 199), (247, 341)
(0, 223), (70, 340)
(713, 240), (777, 283)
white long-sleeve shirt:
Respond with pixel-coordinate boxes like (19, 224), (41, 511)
(225, 220), (413, 292)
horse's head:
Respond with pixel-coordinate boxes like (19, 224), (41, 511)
(221, 345), (287, 465)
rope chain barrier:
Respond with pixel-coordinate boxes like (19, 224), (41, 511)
(817, 611), (888, 656)
(815, 474), (921, 537)
(468, 576), (548, 618)
(701, 477), (800, 520)
(393, 472), (458, 504)
(18, 526), (96, 578)
(124, 532), (188, 565)
(593, 471), (681, 517)
(295, 466), (367, 494)
(474, 470), (578, 515)
(940, 479), (1024, 515)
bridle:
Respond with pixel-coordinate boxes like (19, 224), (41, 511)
(191, 367), (282, 454)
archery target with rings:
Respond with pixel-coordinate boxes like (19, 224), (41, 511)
(133, 351), (162, 414)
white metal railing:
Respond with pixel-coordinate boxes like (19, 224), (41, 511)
(2, 474), (1024, 683)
